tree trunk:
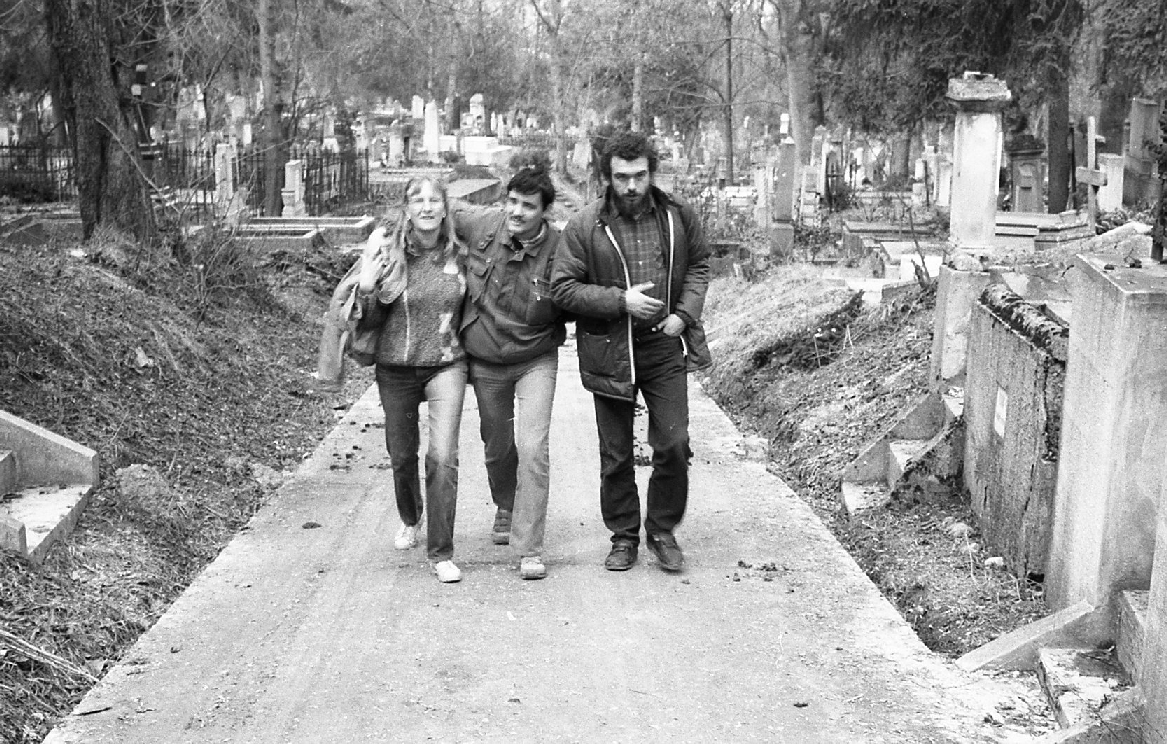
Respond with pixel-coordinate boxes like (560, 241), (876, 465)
(1047, 70), (1071, 214)
(631, 59), (643, 132)
(445, 22), (459, 134)
(722, 4), (734, 182)
(258, 0), (284, 216)
(890, 129), (912, 179)
(775, 0), (815, 168)
(45, 0), (157, 243)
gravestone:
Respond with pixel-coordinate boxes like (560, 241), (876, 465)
(1006, 134), (1045, 214)
(214, 143), (237, 207)
(423, 100), (440, 159)
(1125, 97), (1160, 205)
(469, 94), (486, 133)
(812, 125), (828, 194)
(281, 160), (306, 217)
(1097, 153), (1125, 212)
(912, 157), (928, 207)
(411, 95), (425, 121)
(947, 72), (1011, 247)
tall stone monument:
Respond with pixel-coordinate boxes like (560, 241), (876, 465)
(423, 100), (440, 159)
(946, 72), (1011, 247)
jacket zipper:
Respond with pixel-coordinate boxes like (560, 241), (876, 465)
(665, 210), (689, 358)
(601, 224), (636, 388)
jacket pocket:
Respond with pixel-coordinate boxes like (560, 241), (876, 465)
(525, 276), (560, 326)
(576, 330), (617, 379)
(465, 250), (492, 302)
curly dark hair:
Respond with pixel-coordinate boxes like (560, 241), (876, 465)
(507, 166), (556, 209)
(599, 131), (659, 180)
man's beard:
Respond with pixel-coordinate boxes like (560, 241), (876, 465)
(614, 189), (650, 218)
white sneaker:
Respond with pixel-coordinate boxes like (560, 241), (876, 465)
(433, 560), (462, 583)
(394, 523), (418, 550)
(520, 556), (547, 580)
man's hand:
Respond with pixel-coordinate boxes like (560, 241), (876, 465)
(653, 314), (686, 337)
(625, 282), (665, 320)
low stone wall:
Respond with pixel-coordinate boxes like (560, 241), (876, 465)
(963, 283), (1068, 580)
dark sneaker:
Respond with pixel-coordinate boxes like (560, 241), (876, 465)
(604, 540), (638, 571)
(492, 508), (511, 545)
(646, 532), (684, 572)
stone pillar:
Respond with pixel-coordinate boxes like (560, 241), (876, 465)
(947, 72), (1011, 248)
(1046, 255), (1167, 615)
(281, 159), (306, 217)
(1097, 153), (1126, 213)
(423, 100), (441, 159)
(929, 262), (992, 389)
(411, 95), (425, 121)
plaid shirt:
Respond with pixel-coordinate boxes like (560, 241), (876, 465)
(604, 197), (668, 331)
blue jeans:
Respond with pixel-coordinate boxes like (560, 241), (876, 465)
(375, 361), (467, 561)
(593, 331), (689, 545)
(469, 350), (558, 557)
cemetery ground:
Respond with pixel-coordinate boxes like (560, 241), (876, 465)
(0, 219), (1056, 743)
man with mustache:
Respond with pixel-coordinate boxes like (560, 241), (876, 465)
(457, 166), (566, 580)
(551, 131), (712, 573)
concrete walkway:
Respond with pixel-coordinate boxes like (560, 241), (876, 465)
(46, 342), (1018, 743)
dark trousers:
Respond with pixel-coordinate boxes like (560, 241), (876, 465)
(593, 331), (689, 545)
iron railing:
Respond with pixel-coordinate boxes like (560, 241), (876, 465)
(0, 145), (76, 202)
(0, 144), (371, 219)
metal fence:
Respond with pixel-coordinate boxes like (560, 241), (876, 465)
(235, 146), (370, 216)
(0, 144), (370, 219)
(497, 132), (563, 152)
(0, 145), (77, 202)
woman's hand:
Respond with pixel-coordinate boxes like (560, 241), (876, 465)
(358, 227), (389, 293)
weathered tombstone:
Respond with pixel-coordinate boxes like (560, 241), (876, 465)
(0, 125), (9, 146)
(423, 100), (440, 158)
(214, 142), (237, 208)
(947, 72), (1011, 247)
(812, 125), (828, 194)
(281, 159), (306, 217)
(1125, 97), (1161, 205)
(1006, 133), (1045, 213)
(411, 95), (425, 121)
(1097, 153), (1125, 212)
(753, 163), (770, 228)
(469, 94), (485, 133)
(912, 157), (928, 207)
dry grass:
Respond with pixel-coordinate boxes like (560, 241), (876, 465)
(699, 266), (1048, 658)
(0, 230), (372, 744)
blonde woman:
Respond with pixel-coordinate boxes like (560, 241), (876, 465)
(358, 177), (468, 583)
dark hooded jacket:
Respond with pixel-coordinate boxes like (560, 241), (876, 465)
(550, 185), (712, 401)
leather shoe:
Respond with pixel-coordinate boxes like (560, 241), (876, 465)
(604, 540), (638, 571)
(646, 532), (684, 572)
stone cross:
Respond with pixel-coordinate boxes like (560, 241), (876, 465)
(1075, 116), (1107, 231)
